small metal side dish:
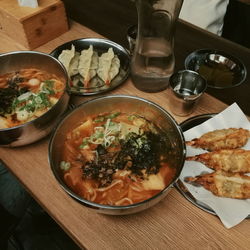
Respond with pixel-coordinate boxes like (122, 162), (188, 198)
(185, 49), (247, 89)
(50, 38), (130, 96)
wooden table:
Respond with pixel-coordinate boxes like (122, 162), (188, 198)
(0, 20), (250, 250)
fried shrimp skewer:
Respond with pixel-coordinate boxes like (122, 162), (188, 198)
(185, 171), (250, 199)
(186, 149), (250, 173)
(186, 128), (250, 151)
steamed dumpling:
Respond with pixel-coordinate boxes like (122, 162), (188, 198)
(78, 45), (99, 88)
(68, 52), (80, 77)
(58, 45), (75, 74)
(109, 55), (120, 83)
(97, 48), (120, 85)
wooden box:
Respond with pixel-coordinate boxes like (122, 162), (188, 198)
(0, 0), (69, 49)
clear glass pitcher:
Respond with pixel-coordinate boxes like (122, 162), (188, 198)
(131, 0), (183, 92)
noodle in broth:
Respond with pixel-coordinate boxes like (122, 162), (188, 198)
(60, 112), (176, 206)
(0, 68), (65, 129)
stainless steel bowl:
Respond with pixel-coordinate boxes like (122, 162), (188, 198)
(49, 95), (186, 215)
(0, 51), (70, 147)
(185, 49), (247, 89)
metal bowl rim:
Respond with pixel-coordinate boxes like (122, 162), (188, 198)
(50, 37), (130, 56)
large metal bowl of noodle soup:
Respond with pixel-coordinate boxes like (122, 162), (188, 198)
(49, 95), (186, 215)
(0, 51), (70, 147)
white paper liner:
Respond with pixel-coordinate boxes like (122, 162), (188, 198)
(18, 0), (38, 8)
(180, 103), (250, 228)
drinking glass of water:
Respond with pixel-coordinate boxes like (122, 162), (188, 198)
(131, 0), (183, 92)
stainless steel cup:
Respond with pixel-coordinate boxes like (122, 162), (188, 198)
(168, 70), (207, 116)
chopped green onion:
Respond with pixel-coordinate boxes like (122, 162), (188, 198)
(43, 80), (54, 88)
(37, 92), (51, 107)
(23, 103), (36, 112)
(60, 161), (71, 171)
(41, 80), (55, 95)
(128, 115), (136, 121)
(107, 112), (121, 119)
(94, 116), (105, 123)
(95, 131), (104, 138)
(79, 138), (90, 149)
(34, 95), (43, 104)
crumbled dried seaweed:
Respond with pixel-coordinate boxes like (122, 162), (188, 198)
(83, 145), (118, 187)
(82, 131), (170, 187)
(0, 74), (27, 117)
(0, 87), (19, 116)
(116, 131), (170, 177)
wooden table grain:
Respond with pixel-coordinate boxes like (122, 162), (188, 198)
(0, 21), (249, 250)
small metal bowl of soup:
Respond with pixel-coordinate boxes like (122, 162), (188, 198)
(185, 49), (247, 89)
(49, 95), (186, 215)
(0, 51), (70, 147)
